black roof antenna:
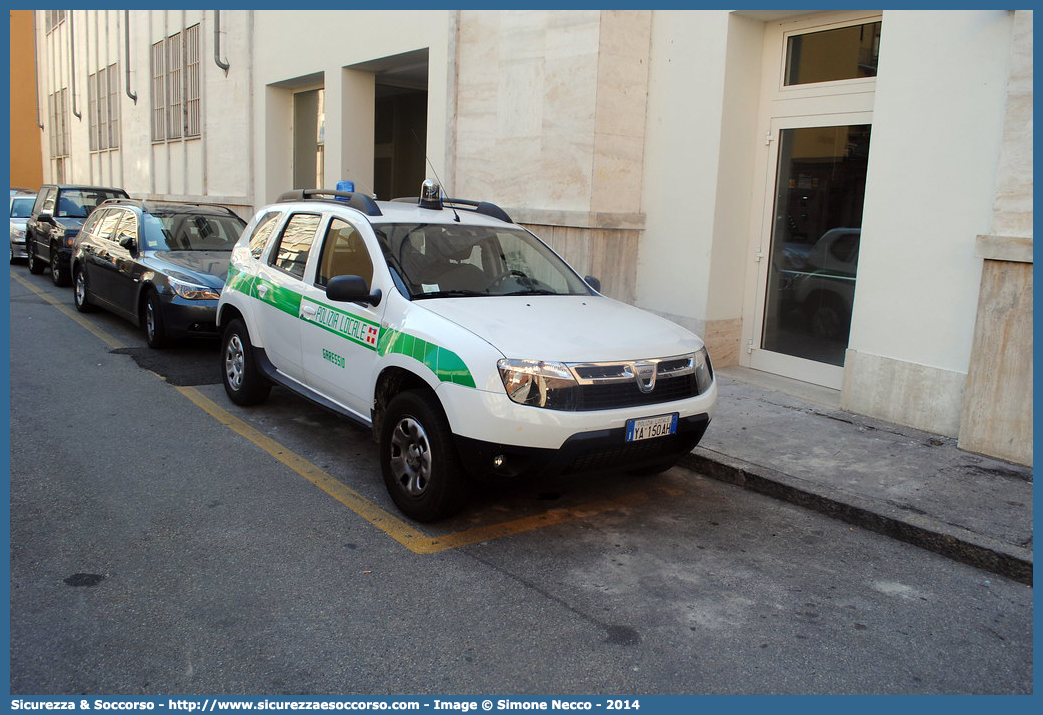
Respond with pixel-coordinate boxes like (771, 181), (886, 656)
(413, 129), (460, 222)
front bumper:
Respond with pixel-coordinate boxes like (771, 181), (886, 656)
(157, 293), (221, 338)
(456, 413), (711, 480)
(436, 378), (717, 480)
(10, 237), (27, 259)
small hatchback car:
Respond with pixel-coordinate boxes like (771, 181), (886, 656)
(218, 182), (716, 521)
(26, 184), (130, 285)
(72, 199), (246, 347)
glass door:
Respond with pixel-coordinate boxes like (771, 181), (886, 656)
(750, 119), (871, 388)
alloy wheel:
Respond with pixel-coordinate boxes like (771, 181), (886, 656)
(389, 417), (432, 497)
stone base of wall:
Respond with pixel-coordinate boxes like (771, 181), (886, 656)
(841, 350), (966, 438)
(522, 222), (639, 304)
(957, 240), (1033, 466)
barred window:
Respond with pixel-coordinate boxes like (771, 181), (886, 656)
(151, 40), (166, 141)
(150, 24), (201, 143)
(89, 64), (120, 151)
(44, 10), (66, 34)
(48, 89), (69, 158)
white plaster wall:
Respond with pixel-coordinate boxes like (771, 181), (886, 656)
(849, 10), (1014, 374)
(639, 10), (732, 330)
(250, 10), (452, 206)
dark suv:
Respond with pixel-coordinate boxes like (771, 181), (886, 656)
(26, 184), (130, 286)
(72, 199), (246, 348)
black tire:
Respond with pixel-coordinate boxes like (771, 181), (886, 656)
(379, 389), (468, 522)
(143, 290), (168, 348)
(27, 239), (44, 274)
(73, 265), (96, 313)
(221, 318), (271, 406)
(50, 243), (70, 286)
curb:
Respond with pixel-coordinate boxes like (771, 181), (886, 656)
(680, 447), (1033, 586)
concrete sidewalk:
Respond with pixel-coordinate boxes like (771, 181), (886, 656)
(680, 367), (1033, 585)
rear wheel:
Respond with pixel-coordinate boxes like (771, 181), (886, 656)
(380, 389), (468, 522)
(73, 265), (96, 313)
(27, 239), (44, 274)
(50, 243), (70, 286)
(221, 318), (271, 406)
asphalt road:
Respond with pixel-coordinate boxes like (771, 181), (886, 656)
(7, 266), (1034, 695)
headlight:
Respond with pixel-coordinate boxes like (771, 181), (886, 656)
(694, 347), (714, 394)
(497, 359), (578, 410)
(11, 228), (25, 240)
(169, 276), (221, 300)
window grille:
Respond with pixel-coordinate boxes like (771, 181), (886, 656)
(151, 24), (201, 142)
(151, 40), (166, 141)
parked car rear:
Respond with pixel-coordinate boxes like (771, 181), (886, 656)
(26, 184), (129, 286)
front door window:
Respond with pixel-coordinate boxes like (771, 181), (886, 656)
(761, 124), (871, 367)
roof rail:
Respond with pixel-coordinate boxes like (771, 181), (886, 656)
(391, 196), (512, 223)
(97, 197), (241, 218)
(278, 188), (383, 217)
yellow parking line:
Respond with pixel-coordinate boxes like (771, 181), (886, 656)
(176, 385), (679, 554)
(15, 267), (676, 551)
(12, 270), (126, 350)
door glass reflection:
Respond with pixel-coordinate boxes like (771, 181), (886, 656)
(761, 125), (871, 367)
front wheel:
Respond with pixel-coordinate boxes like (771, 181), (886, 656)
(221, 318), (271, 406)
(144, 291), (168, 348)
(380, 389), (468, 522)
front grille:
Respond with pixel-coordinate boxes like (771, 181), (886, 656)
(575, 373), (697, 411)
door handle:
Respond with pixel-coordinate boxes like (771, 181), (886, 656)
(301, 304), (317, 317)
(257, 284), (269, 299)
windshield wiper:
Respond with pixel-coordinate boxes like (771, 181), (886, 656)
(413, 289), (487, 300)
(502, 289), (558, 296)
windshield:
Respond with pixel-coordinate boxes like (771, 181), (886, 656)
(10, 197), (34, 219)
(373, 223), (593, 300)
(142, 213), (246, 251)
(53, 189), (126, 218)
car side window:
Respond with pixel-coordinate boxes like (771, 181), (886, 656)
(39, 188), (56, 215)
(114, 211), (139, 247)
(316, 218), (374, 288)
(248, 211), (282, 260)
(95, 209), (124, 242)
(79, 209), (106, 240)
(270, 213), (321, 279)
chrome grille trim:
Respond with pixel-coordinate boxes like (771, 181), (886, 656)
(568, 354), (695, 385)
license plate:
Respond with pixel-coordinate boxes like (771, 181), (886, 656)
(625, 413), (679, 442)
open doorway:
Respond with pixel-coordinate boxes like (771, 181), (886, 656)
(374, 85), (427, 200)
(352, 49), (429, 201)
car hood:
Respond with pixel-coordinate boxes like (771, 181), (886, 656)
(146, 250), (232, 287)
(418, 295), (704, 362)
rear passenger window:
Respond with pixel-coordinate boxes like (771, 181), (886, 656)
(316, 218), (373, 288)
(271, 213), (321, 279)
(249, 211), (282, 260)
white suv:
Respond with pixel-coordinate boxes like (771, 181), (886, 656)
(218, 182), (716, 521)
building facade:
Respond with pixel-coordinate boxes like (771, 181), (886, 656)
(28, 9), (1032, 465)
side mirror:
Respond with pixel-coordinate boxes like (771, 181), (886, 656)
(326, 275), (382, 307)
(584, 275), (602, 293)
(118, 234), (137, 251)
(38, 213), (55, 225)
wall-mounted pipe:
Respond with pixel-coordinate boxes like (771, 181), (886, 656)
(124, 10), (137, 103)
(34, 11), (44, 128)
(70, 11), (81, 119)
(214, 10), (230, 75)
